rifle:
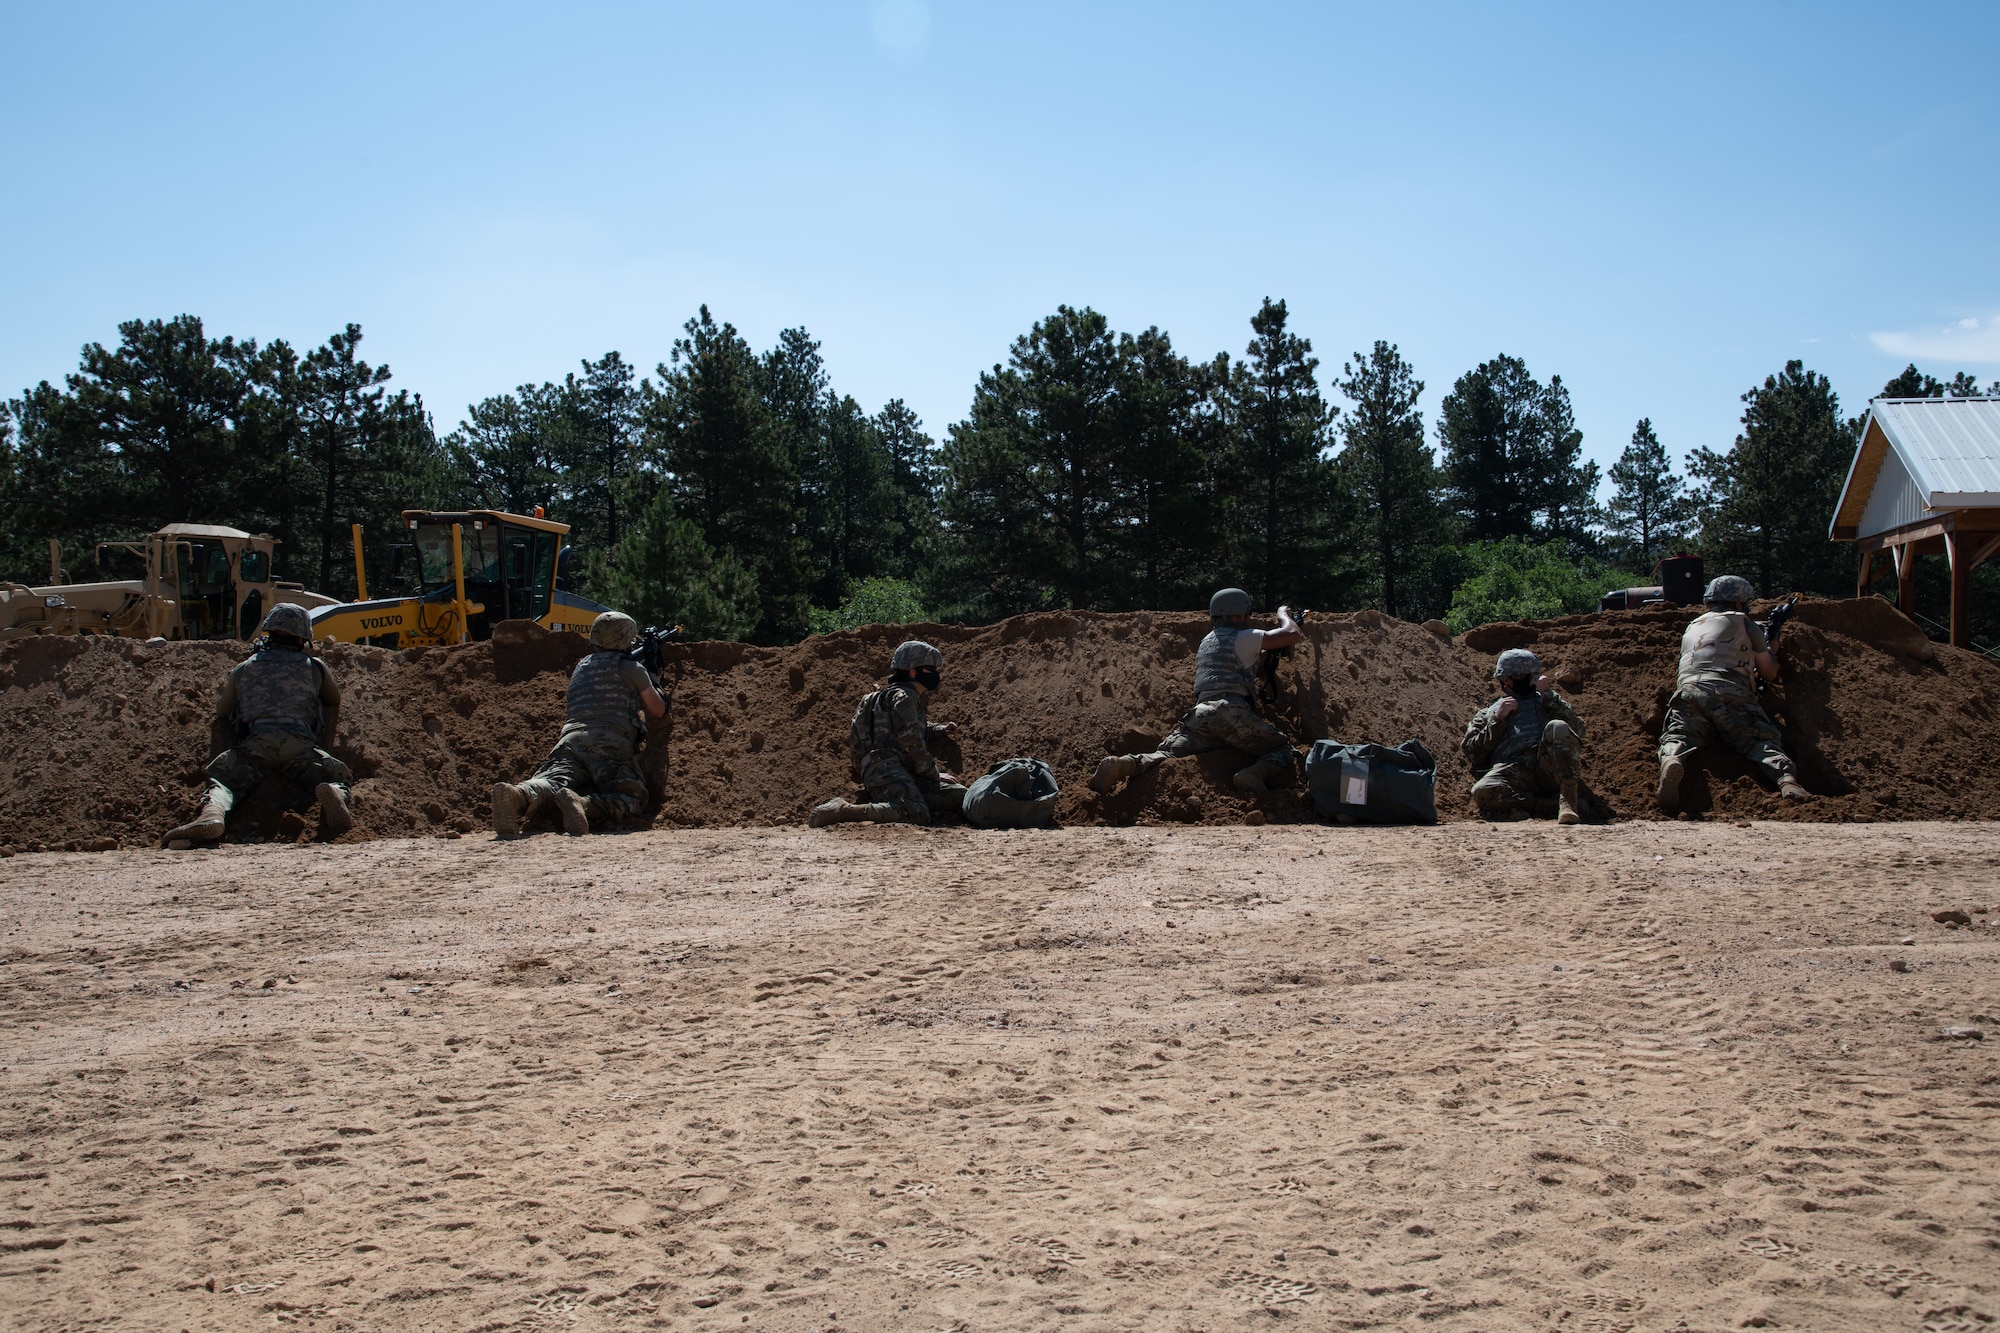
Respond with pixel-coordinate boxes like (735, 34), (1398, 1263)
(1754, 595), (1798, 703)
(1762, 594), (1799, 649)
(1256, 608), (1309, 713)
(626, 624), (684, 680)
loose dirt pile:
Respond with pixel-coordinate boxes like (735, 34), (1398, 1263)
(1, 597), (1996, 850)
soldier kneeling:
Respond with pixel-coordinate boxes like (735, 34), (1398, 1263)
(165, 604), (352, 847)
(810, 640), (965, 827)
(491, 612), (665, 837)
(1462, 649), (1587, 824)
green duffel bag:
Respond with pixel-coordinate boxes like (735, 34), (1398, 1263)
(962, 757), (1061, 829)
(1304, 738), (1438, 825)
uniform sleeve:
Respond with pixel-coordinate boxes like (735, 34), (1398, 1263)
(316, 660), (342, 709)
(619, 660), (655, 693)
(1233, 629), (1268, 669)
(213, 662), (243, 724)
(1546, 690), (1584, 740)
(889, 689), (939, 779)
(1461, 702), (1499, 773)
(1746, 618), (1769, 653)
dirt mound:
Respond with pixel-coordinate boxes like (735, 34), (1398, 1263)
(1, 597), (1996, 849)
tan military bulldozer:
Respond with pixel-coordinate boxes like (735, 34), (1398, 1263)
(0, 523), (336, 641)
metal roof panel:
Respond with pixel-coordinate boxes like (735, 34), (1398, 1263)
(1871, 398), (2000, 504)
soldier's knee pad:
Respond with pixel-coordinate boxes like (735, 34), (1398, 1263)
(1542, 720), (1575, 744)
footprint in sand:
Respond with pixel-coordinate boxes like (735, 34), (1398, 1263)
(1219, 1270), (1319, 1305)
(896, 1179), (937, 1195)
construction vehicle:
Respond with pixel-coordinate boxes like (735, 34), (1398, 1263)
(308, 508), (613, 648)
(0, 524), (336, 641)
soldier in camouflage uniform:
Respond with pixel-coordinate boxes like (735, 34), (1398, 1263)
(1089, 588), (1301, 796)
(1462, 648), (1587, 824)
(809, 640), (965, 827)
(1657, 575), (1808, 811)
(491, 611), (665, 837)
(165, 603), (352, 847)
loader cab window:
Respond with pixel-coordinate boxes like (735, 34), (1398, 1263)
(507, 527), (558, 621)
(410, 518), (513, 640)
(175, 542), (238, 639)
(239, 550), (269, 583)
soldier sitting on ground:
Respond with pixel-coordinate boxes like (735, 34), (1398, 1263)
(491, 611), (665, 837)
(1089, 587), (1301, 796)
(810, 640), (965, 827)
(1462, 648), (1587, 825)
(1657, 575), (1809, 811)
(165, 603), (353, 848)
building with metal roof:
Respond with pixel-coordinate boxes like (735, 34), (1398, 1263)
(1830, 397), (2000, 647)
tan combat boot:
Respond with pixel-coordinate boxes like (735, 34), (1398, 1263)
(809, 799), (903, 827)
(1778, 775), (1809, 800)
(1557, 779), (1582, 826)
(1656, 757), (1685, 812)
(316, 783), (353, 837)
(554, 788), (591, 836)
(165, 791), (230, 849)
(1089, 755), (1138, 794)
(491, 783), (529, 837)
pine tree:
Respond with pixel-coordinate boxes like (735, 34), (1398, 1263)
(1689, 360), (1856, 598)
(873, 398), (938, 579)
(1113, 328), (1225, 611)
(1334, 341), (1447, 620)
(1604, 418), (1689, 567)
(1225, 299), (1345, 610)
(935, 305), (1128, 615)
(601, 485), (760, 640)
(1437, 354), (1596, 550)
(641, 307), (807, 642)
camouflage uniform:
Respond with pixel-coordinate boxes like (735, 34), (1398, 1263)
(1658, 610), (1794, 785)
(515, 652), (655, 826)
(205, 644), (349, 812)
(1462, 690), (1585, 816)
(848, 682), (965, 824)
(1094, 622), (1296, 793)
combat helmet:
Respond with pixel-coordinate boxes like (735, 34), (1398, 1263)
(590, 611), (639, 652)
(889, 640), (942, 672)
(1209, 587), (1252, 620)
(1703, 575), (1756, 609)
(261, 603), (312, 642)
(1493, 648), (1543, 680)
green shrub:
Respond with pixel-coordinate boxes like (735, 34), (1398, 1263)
(808, 577), (929, 636)
(1445, 537), (1636, 634)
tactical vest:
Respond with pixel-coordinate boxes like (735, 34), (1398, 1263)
(236, 646), (323, 737)
(566, 652), (640, 738)
(1193, 625), (1258, 704)
(1678, 611), (1755, 690)
(1490, 689), (1548, 767)
(849, 683), (922, 767)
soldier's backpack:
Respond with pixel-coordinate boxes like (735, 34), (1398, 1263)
(1304, 739), (1438, 825)
(962, 757), (1061, 829)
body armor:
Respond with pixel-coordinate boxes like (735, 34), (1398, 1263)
(565, 652), (641, 738)
(1490, 689), (1548, 767)
(234, 646), (322, 737)
(1678, 611), (1756, 690)
(848, 683), (925, 766)
(1193, 626), (1259, 704)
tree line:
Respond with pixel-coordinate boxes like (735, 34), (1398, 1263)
(4, 305), (1994, 642)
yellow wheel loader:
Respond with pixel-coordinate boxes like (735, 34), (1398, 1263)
(309, 508), (613, 648)
(0, 524), (335, 641)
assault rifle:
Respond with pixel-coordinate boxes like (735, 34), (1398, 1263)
(1256, 607), (1310, 712)
(1762, 594), (1799, 648)
(627, 624), (684, 679)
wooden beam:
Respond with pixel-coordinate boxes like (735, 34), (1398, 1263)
(1857, 547), (1877, 599)
(1896, 542), (1918, 619)
(1854, 507), (2000, 553)
(1971, 531), (2000, 571)
(1947, 530), (1972, 649)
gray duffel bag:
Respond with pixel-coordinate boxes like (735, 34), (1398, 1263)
(962, 757), (1061, 829)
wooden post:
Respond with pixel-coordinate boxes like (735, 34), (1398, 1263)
(1947, 529), (1970, 649)
(1857, 548), (1876, 599)
(1895, 542), (1917, 618)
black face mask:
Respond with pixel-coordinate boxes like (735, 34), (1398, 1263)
(1506, 675), (1537, 698)
(913, 666), (941, 692)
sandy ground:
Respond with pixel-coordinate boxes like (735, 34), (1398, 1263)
(2, 822), (1997, 1333)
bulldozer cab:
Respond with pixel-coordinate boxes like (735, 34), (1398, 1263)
(403, 511), (564, 641)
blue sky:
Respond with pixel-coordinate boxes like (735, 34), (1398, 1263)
(3, 1), (1997, 485)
